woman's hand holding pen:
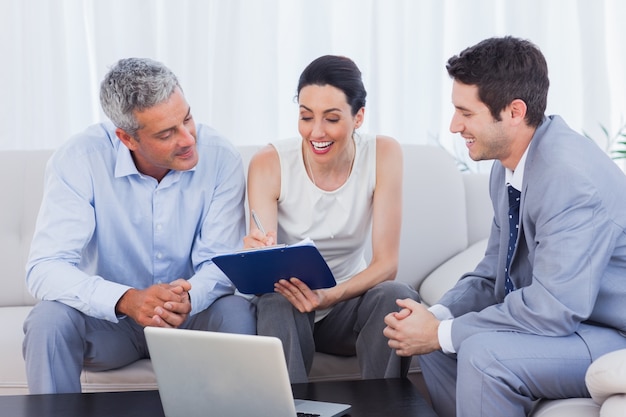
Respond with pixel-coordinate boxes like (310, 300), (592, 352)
(244, 209), (276, 248)
(243, 228), (277, 248)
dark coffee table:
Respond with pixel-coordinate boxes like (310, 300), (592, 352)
(292, 378), (437, 417)
(0, 378), (437, 416)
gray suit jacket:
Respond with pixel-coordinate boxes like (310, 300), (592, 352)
(439, 115), (626, 358)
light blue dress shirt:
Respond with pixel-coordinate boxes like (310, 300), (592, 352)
(26, 122), (246, 322)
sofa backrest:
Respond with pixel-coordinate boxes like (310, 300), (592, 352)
(0, 150), (53, 307)
(395, 145), (491, 289)
(237, 145), (262, 228)
(463, 172), (492, 246)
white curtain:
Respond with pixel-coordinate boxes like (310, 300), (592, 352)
(2, 0), (625, 172)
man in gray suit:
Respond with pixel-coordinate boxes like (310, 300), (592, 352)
(384, 36), (626, 417)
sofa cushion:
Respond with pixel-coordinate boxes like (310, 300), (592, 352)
(585, 348), (626, 405)
(0, 305), (159, 394)
(0, 306), (31, 394)
(418, 238), (488, 306)
(530, 398), (599, 417)
(81, 359), (157, 393)
(600, 394), (626, 417)
(309, 352), (361, 382)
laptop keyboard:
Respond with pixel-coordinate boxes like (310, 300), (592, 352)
(297, 413), (321, 417)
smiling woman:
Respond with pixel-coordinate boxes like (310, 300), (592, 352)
(298, 83), (360, 191)
(242, 54), (421, 384)
(3, 0), (626, 152)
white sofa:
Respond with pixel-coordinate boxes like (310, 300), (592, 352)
(1, 144), (623, 416)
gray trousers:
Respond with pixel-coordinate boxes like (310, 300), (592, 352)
(256, 280), (419, 383)
(418, 326), (626, 417)
(23, 295), (256, 394)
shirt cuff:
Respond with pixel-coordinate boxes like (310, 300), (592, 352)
(187, 264), (236, 314)
(438, 319), (456, 354)
(428, 303), (454, 321)
(428, 304), (455, 354)
(93, 280), (132, 323)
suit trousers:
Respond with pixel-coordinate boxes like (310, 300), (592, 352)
(22, 295), (256, 394)
(418, 326), (626, 417)
(255, 280), (418, 383)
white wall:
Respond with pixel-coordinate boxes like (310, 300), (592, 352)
(2, 0), (625, 172)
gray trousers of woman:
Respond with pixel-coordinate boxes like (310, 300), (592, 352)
(255, 280), (419, 383)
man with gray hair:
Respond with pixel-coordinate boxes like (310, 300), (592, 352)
(23, 58), (256, 394)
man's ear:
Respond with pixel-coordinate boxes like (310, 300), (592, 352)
(116, 128), (138, 151)
(508, 99), (528, 127)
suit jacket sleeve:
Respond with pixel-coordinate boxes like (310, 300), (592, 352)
(437, 116), (626, 352)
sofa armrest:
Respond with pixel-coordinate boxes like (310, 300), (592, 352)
(599, 394), (626, 417)
(585, 348), (626, 412)
(418, 238), (488, 306)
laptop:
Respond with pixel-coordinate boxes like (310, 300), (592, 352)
(144, 327), (352, 417)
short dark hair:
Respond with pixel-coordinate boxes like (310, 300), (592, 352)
(446, 36), (549, 127)
(297, 55), (367, 116)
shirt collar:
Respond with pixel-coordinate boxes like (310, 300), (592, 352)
(113, 140), (197, 183)
(114, 142), (140, 178)
(505, 144), (529, 191)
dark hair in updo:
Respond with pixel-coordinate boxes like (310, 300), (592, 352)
(297, 55), (367, 116)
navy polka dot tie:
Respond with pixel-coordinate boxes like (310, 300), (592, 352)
(505, 185), (521, 294)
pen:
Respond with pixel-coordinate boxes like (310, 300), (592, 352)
(251, 210), (267, 236)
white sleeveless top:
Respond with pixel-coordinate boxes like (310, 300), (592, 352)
(272, 134), (377, 320)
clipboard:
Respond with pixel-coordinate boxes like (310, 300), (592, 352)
(212, 239), (336, 294)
